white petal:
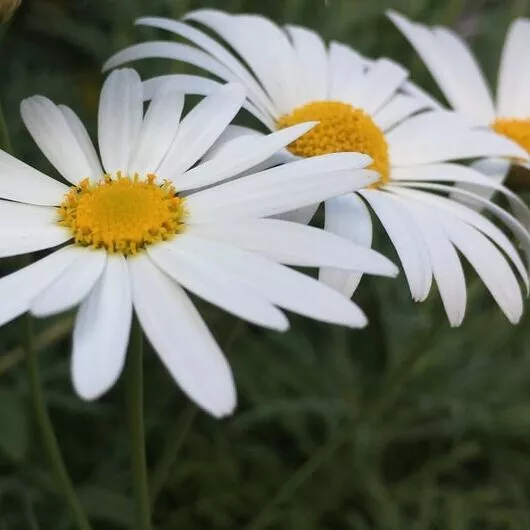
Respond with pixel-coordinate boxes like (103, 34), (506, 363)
(450, 157), (511, 209)
(389, 127), (526, 166)
(128, 84), (184, 175)
(0, 246), (82, 327)
(274, 203), (319, 225)
(187, 217), (397, 277)
(137, 15), (277, 118)
(186, 153), (375, 221)
(58, 105), (103, 181)
(31, 249), (107, 317)
(360, 189), (432, 301)
(157, 83), (246, 181)
(285, 25), (328, 102)
(186, 10), (300, 114)
(442, 217), (523, 324)
(98, 69), (143, 174)
(402, 80), (445, 111)
(104, 41), (235, 82)
(319, 195), (373, 297)
(20, 96), (95, 185)
(328, 41), (366, 102)
(356, 58), (409, 114)
(374, 94), (431, 131)
(401, 199), (467, 326)
(148, 236), (288, 331)
(388, 184), (529, 291)
(160, 234), (368, 328)
(129, 253), (236, 418)
(177, 122), (316, 191)
(0, 150), (68, 205)
(391, 180), (530, 281)
(72, 255), (132, 401)
(497, 18), (530, 117)
(387, 10), (495, 122)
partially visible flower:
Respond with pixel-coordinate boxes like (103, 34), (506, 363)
(0, 68), (398, 417)
(388, 10), (530, 194)
(105, 11), (530, 326)
(0, 0), (20, 22)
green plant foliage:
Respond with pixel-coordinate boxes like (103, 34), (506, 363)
(0, 0), (529, 529)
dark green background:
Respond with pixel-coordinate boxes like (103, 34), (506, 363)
(1, 0), (530, 528)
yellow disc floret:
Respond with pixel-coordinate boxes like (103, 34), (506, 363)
(277, 100), (390, 183)
(492, 117), (530, 155)
(58, 173), (187, 255)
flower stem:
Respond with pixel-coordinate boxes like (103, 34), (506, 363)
(125, 316), (151, 530)
(24, 312), (93, 530)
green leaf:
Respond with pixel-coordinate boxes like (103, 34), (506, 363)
(0, 387), (29, 462)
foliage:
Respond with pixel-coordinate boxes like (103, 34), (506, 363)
(0, 0), (529, 528)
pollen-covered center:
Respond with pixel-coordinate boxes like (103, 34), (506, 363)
(277, 100), (390, 183)
(58, 173), (187, 255)
(492, 117), (530, 155)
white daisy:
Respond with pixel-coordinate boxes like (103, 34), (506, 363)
(0, 68), (399, 417)
(104, 10), (530, 326)
(387, 10), (530, 191)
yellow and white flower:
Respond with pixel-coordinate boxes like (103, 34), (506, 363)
(105, 11), (530, 326)
(388, 10), (530, 190)
(0, 68), (398, 417)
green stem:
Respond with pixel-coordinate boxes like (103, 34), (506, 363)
(244, 335), (433, 530)
(24, 313), (92, 530)
(125, 317), (151, 530)
(149, 404), (197, 505)
(0, 97), (12, 154)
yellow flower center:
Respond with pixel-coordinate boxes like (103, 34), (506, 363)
(492, 117), (530, 155)
(58, 173), (187, 255)
(277, 100), (390, 184)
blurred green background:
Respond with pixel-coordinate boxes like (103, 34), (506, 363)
(1, 0), (530, 528)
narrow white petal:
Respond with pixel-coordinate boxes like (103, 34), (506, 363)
(137, 15), (277, 118)
(356, 58), (409, 114)
(98, 69), (143, 174)
(497, 18), (530, 116)
(31, 249), (107, 317)
(148, 237), (289, 330)
(391, 181), (530, 281)
(0, 246), (82, 327)
(360, 189), (432, 301)
(160, 234), (368, 328)
(186, 153), (375, 221)
(187, 217), (397, 277)
(72, 255), (132, 401)
(129, 84), (184, 175)
(274, 203), (319, 225)
(285, 25), (328, 102)
(374, 94), (431, 131)
(186, 11), (300, 114)
(20, 96), (95, 185)
(328, 41), (367, 102)
(0, 150), (68, 205)
(157, 83), (246, 181)
(389, 184), (529, 291)
(58, 105), (103, 181)
(390, 128), (526, 166)
(319, 195), (373, 297)
(178, 122), (316, 191)
(104, 41), (234, 82)
(129, 253), (236, 418)
(387, 11), (495, 122)
(443, 217), (524, 324)
(402, 200), (467, 326)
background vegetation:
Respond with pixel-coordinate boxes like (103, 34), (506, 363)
(1, 0), (530, 528)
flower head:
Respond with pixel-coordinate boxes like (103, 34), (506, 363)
(1, 68), (398, 416)
(105, 12), (530, 326)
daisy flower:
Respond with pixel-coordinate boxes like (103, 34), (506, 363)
(105, 10), (530, 326)
(387, 10), (530, 192)
(0, 68), (399, 417)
